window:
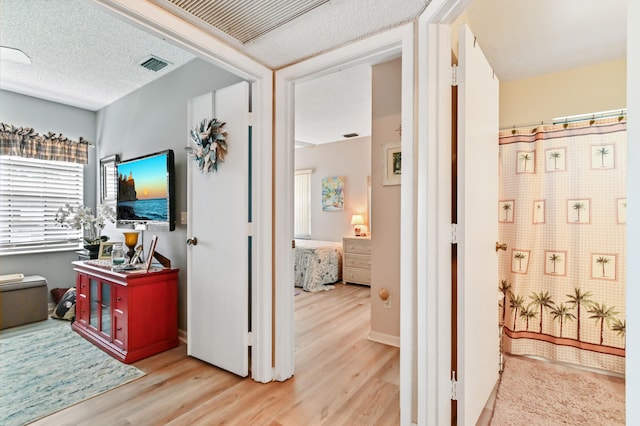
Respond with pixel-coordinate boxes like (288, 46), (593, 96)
(0, 156), (83, 255)
(294, 169), (312, 239)
(99, 154), (119, 204)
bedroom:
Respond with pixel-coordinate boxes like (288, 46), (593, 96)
(293, 59), (401, 347)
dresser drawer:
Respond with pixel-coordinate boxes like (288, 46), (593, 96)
(343, 238), (371, 255)
(343, 267), (371, 285)
(344, 253), (371, 269)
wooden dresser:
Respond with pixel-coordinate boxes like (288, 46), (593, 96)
(342, 236), (371, 286)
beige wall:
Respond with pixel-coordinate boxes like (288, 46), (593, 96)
(295, 137), (372, 242)
(370, 58), (401, 340)
(500, 59), (626, 128)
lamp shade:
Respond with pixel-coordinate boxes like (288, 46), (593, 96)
(350, 214), (365, 225)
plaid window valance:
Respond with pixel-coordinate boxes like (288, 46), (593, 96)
(0, 123), (89, 164)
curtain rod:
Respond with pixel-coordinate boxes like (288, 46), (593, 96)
(500, 109), (627, 131)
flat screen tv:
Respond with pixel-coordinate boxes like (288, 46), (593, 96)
(116, 149), (175, 231)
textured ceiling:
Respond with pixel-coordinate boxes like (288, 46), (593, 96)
(0, 0), (628, 145)
(159, 0), (332, 44)
(153, 0), (430, 69)
(0, 0), (196, 111)
(295, 64), (372, 146)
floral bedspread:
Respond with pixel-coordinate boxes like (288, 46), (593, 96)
(294, 240), (342, 292)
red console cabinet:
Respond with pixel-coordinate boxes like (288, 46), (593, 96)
(72, 261), (179, 364)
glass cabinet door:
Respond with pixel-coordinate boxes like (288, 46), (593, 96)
(101, 282), (111, 336)
(89, 278), (99, 329)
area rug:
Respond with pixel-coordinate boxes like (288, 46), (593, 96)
(0, 322), (145, 426)
(490, 355), (625, 425)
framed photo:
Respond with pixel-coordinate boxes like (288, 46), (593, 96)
(131, 245), (144, 264)
(145, 235), (158, 272)
(98, 241), (116, 260)
(383, 143), (401, 186)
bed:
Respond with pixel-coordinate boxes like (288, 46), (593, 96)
(294, 239), (343, 292)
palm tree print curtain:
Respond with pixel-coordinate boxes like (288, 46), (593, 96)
(498, 116), (626, 374)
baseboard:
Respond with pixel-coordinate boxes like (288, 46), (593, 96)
(367, 330), (400, 348)
(48, 302), (55, 314)
(178, 328), (187, 344)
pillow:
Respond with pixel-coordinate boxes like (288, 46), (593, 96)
(51, 287), (68, 305)
(51, 287), (76, 321)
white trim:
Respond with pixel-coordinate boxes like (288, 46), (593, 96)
(93, 0), (274, 383)
(273, 26), (415, 414)
(273, 69), (296, 381)
(368, 331), (400, 348)
(399, 23), (416, 426)
(417, 1), (472, 425)
(178, 328), (187, 344)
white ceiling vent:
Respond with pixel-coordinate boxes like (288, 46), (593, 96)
(161, 0), (331, 44)
(139, 55), (172, 72)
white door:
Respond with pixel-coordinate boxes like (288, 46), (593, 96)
(456, 24), (500, 425)
(186, 81), (250, 377)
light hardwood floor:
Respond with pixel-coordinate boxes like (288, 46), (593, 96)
(32, 282), (400, 425)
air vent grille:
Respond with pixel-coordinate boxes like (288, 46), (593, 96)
(139, 55), (171, 72)
(164, 0), (330, 44)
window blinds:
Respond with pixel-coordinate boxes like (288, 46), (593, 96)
(0, 156), (83, 255)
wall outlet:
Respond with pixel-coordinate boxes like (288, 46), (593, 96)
(383, 299), (391, 309)
(181, 211), (188, 225)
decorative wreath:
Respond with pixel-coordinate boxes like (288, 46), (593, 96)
(186, 118), (227, 173)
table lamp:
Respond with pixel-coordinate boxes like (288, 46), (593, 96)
(122, 231), (140, 262)
(351, 214), (365, 236)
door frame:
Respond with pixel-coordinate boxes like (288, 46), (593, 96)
(416, 0), (473, 424)
(272, 22), (415, 412)
(93, 0), (274, 383)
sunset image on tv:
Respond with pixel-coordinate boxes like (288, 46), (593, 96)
(117, 152), (169, 222)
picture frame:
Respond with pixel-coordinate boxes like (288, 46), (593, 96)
(145, 235), (158, 272)
(382, 143), (401, 186)
(130, 245), (144, 264)
(321, 176), (345, 211)
(98, 241), (117, 260)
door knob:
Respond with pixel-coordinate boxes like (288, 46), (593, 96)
(186, 237), (198, 246)
(495, 242), (507, 252)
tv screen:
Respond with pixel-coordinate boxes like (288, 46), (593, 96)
(116, 149), (175, 231)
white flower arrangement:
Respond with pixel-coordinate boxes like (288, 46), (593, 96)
(185, 118), (227, 173)
(55, 203), (116, 245)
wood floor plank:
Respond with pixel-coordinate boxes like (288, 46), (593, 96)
(29, 282), (400, 425)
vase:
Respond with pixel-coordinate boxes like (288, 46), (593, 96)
(84, 243), (100, 259)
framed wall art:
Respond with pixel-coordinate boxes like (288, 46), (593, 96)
(321, 176), (344, 211)
(382, 143), (401, 186)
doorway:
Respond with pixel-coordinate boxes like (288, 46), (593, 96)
(273, 27), (414, 413)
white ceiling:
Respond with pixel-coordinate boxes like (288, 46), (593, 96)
(0, 0), (627, 144)
(464, 0), (627, 82)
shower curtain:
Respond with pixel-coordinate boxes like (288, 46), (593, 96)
(498, 116), (626, 374)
